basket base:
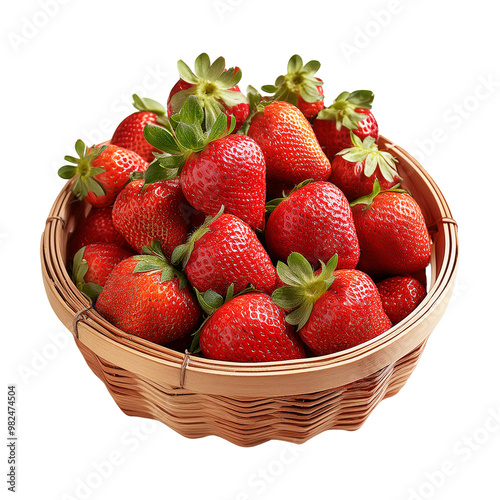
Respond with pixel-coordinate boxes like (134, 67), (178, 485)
(76, 339), (427, 447)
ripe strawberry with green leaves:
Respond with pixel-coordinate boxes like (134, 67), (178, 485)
(111, 95), (168, 162)
(112, 178), (192, 260)
(67, 207), (130, 260)
(351, 180), (431, 276)
(313, 90), (379, 160)
(330, 132), (401, 201)
(195, 287), (305, 362)
(265, 181), (360, 269)
(261, 54), (325, 119)
(248, 100), (331, 184)
(72, 243), (132, 299)
(58, 140), (147, 207)
(377, 276), (426, 325)
(143, 96), (266, 230)
(272, 253), (392, 355)
(95, 242), (201, 345)
(167, 53), (249, 132)
(172, 210), (277, 296)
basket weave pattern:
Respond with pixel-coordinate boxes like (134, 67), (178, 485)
(42, 137), (458, 446)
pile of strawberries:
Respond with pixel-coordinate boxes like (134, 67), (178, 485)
(59, 54), (431, 362)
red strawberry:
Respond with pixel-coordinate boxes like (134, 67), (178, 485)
(351, 180), (431, 276)
(142, 96), (266, 230)
(112, 178), (192, 259)
(261, 55), (325, 119)
(330, 132), (401, 201)
(377, 276), (426, 325)
(265, 181), (360, 269)
(247, 100), (331, 184)
(272, 253), (392, 355)
(67, 207), (130, 260)
(172, 211), (277, 296)
(95, 242), (201, 345)
(72, 243), (132, 299)
(167, 53), (249, 132)
(111, 95), (168, 162)
(58, 140), (147, 207)
(313, 90), (379, 160)
(199, 292), (305, 362)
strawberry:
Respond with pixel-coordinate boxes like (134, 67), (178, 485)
(272, 253), (392, 355)
(377, 276), (426, 325)
(111, 95), (168, 163)
(261, 54), (325, 119)
(112, 178), (192, 260)
(167, 53), (249, 132)
(330, 132), (401, 201)
(313, 90), (379, 160)
(142, 96), (266, 230)
(172, 210), (277, 296)
(72, 243), (132, 299)
(265, 181), (360, 269)
(351, 180), (431, 276)
(67, 207), (130, 260)
(58, 140), (147, 207)
(247, 100), (331, 184)
(95, 242), (201, 345)
(197, 289), (305, 362)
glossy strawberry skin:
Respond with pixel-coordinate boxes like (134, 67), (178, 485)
(112, 179), (192, 259)
(111, 111), (160, 162)
(247, 101), (331, 184)
(181, 134), (266, 230)
(299, 270), (392, 355)
(377, 276), (426, 325)
(200, 293), (305, 362)
(67, 207), (130, 260)
(352, 192), (431, 276)
(185, 214), (277, 296)
(167, 78), (249, 132)
(329, 155), (400, 202)
(265, 182), (360, 269)
(78, 243), (132, 287)
(96, 257), (201, 345)
(313, 109), (379, 161)
(85, 145), (148, 207)
(297, 84), (325, 119)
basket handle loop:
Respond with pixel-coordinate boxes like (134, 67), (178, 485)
(427, 216), (458, 236)
(46, 215), (66, 229)
(179, 350), (191, 389)
(72, 305), (92, 340)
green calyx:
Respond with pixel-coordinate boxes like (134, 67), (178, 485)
(350, 178), (408, 209)
(261, 54), (323, 106)
(317, 90), (374, 131)
(132, 94), (166, 116)
(265, 179), (313, 215)
(72, 247), (103, 300)
(58, 140), (107, 200)
(171, 206), (225, 269)
(272, 252), (338, 330)
(338, 132), (398, 182)
(171, 53), (248, 130)
(142, 96), (235, 185)
(132, 240), (187, 289)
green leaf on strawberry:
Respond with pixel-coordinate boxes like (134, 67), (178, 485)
(350, 178), (408, 209)
(132, 94), (166, 116)
(338, 131), (399, 182)
(272, 252), (338, 330)
(71, 246), (104, 300)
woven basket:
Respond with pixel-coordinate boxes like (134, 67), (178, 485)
(41, 137), (458, 447)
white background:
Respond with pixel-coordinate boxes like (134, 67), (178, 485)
(2, 1), (499, 499)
